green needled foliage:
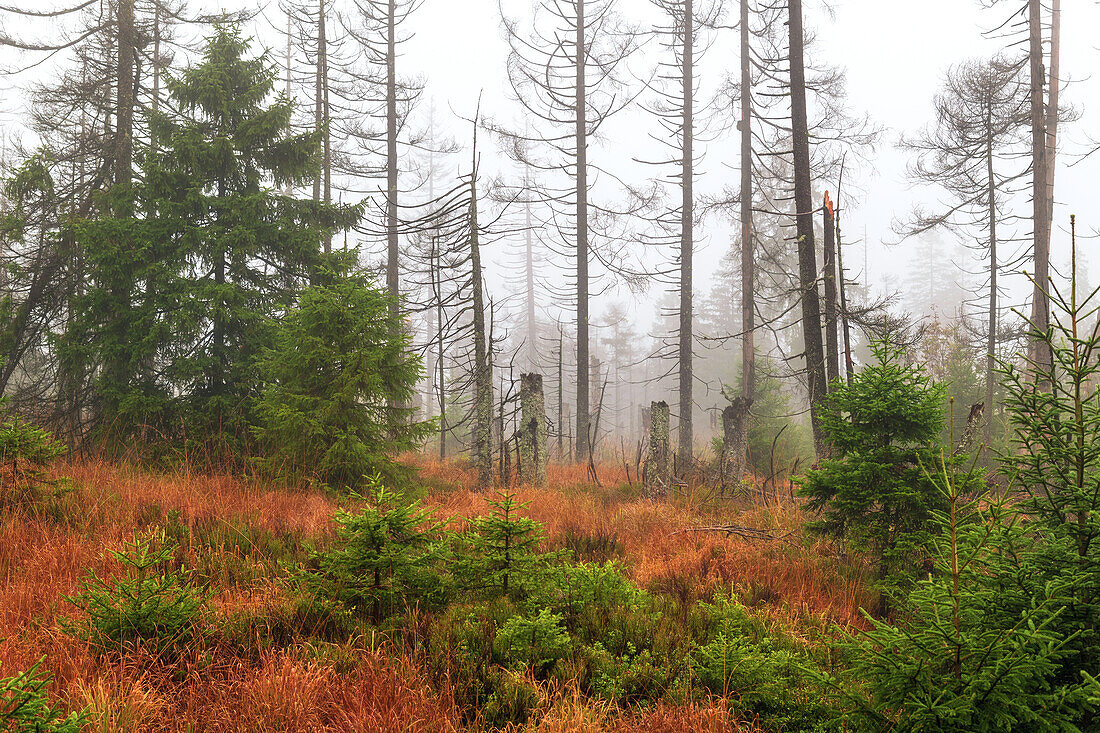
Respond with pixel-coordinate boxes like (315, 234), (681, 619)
(304, 477), (449, 623)
(799, 340), (971, 610)
(0, 657), (87, 732)
(68, 23), (359, 448)
(987, 218), (1100, 723)
(828, 459), (1084, 733)
(0, 396), (66, 508)
(65, 532), (207, 660)
(253, 275), (430, 490)
(457, 491), (560, 600)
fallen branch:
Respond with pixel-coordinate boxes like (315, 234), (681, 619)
(671, 525), (796, 542)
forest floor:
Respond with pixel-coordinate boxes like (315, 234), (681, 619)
(0, 455), (873, 731)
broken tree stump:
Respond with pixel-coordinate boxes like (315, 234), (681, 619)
(721, 396), (752, 494)
(520, 373), (548, 486)
(646, 401), (671, 498)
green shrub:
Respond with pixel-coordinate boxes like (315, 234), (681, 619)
(693, 595), (839, 731)
(532, 561), (645, 632)
(253, 275), (431, 491)
(0, 405), (66, 508)
(304, 477), (448, 621)
(495, 608), (571, 678)
(0, 657), (87, 732)
(65, 532), (206, 658)
(455, 491), (563, 600)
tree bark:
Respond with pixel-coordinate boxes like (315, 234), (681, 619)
(470, 175), (493, 489)
(385, 0), (400, 317)
(520, 373), (548, 486)
(677, 0), (694, 467)
(646, 400), (671, 497)
(985, 102), (998, 448)
(524, 171), (537, 370)
(721, 396), (752, 492)
(1042, 0), (1060, 269)
(823, 193), (840, 387)
(1028, 0), (1050, 380)
(739, 0), (754, 405)
(788, 0), (828, 456)
(575, 0), (591, 464)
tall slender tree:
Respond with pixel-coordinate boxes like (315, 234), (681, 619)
(787, 0), (827, 455)
(899, 55), (1030, 446)
(497, 0), (639, 463)
(640, 0), (723, 464)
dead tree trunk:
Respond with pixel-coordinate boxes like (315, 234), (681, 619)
(470, 176), (493, 489)
(788, 0), (828, 456)
(823, 192), (840, 387)
(739, 0), (754, 405)
(721, 396), (752, 493)
(575, 0), (591, 465)
(1027, 0), (1050, 381)
(520, 373), (548, 486)
(677, 0), (695, 467)
(646, 400), (671, 498)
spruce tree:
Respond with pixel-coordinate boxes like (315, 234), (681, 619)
(988, 216), (1100, 724)
(253, 275), (430, 489)
(799, 341), (965, 611)
(71, 24), (358, 444)
(831, 461), (1082, 732)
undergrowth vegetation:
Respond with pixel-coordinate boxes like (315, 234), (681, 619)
(0, 447), (870, 731)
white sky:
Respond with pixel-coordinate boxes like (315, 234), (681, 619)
(3, 0), (1100, 336)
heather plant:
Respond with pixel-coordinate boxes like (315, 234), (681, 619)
(65, 531), (207, 659)
(692, 594), (838, 731)
(0, 657), (88, 732)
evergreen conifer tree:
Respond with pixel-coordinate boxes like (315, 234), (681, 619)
(253, 275), (430, 489)
(799, 341), (970, 611)
(69, 24), (358, 444)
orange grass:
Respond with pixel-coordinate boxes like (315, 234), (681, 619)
(0, 453), (868, 730)
(410, 454), (873, 628)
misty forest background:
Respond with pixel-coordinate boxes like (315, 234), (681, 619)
(3, 0), (1100, 731)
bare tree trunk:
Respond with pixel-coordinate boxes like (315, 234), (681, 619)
(471, 179), (493, 488)
(835, 205), (854, 385)
(434, 241), (447, 459)
(721, 396), (752, 492)
(739, 0), (754, 405)
(646, 400), (671, 497)
(823, 193), (840, 387)
(1028, 0), (1050, 380)
(115, 0), (134, 190)
(525, 172), (537, 370)
(557, 325), (564, 459)
(520, 373), (547, 486)
(677, 0), (694, 466)
(985, 106), (998, 447)
(385, 0), (400, 317)
(1042, 0), (1060, 262)
(788, 0), (828, 456)
(575, 0), (591, 464)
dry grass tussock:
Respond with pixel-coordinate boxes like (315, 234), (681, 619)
(0, 453), (865, 730)
(411, 454), (872, 628)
